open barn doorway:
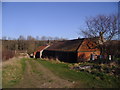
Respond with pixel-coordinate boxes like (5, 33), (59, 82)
(35, 52), (40, 59)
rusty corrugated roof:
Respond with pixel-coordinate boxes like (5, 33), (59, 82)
(45, 39), (85, 51)
(34, 45), (48, 55)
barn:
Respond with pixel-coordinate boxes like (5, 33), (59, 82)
(42, 38), (100, 63)
(34, 45), (50, 58)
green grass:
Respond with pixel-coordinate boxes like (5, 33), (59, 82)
(21, 58), (27, 72)
(2, 58), (27, 88)
(28, 59), (43, 76)
(3, 58), (119, 88)
(37, 59), (120, 88)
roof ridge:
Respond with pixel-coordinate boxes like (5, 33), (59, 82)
(75, 39), (85, 51)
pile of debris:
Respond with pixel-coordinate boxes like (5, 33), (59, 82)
(70, 65), (93, 70)
(69, 63), (120, 77)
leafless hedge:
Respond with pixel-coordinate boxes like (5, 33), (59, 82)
(2, 49), (15, 61)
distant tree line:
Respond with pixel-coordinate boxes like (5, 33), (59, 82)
(2, 35), (67, 61)
(2, 35), (67, 41)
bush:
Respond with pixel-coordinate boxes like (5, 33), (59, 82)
(2, 49), (15, 61)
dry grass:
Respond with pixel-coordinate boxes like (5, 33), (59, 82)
(2, 57), (24, 88)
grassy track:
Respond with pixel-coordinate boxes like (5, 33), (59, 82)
(2, 58), (120, 88)
(37, 59), (120, 88)
(3, 58), (74, 88)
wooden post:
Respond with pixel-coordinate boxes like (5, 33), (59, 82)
(109, 55), (111, 60)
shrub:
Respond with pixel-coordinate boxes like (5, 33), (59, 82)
(2, 49), (15, 61)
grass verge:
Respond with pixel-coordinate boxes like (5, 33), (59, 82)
(2, 58), (26, 88)
(37, 59), (120, 88)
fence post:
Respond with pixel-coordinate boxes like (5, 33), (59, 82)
(109, 55), (111, 60)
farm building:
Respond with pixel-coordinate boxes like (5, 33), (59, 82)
(42, 38), (101, 63)
(104, 40), (120, 58)
(34, 45), (50, 58)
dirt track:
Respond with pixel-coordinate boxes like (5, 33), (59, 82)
(14, 59), (74, 88)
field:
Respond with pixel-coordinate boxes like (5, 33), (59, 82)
(2, 57), (120, 88)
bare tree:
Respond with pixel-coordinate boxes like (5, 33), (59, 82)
(8, 37), (12, 40)
(17, 35), (26, 51)
(40, 36), (47, 41)
(26, 35), (35, 54)
(18, 35), (26, 40)
(48, 36), (53, 40)
(2, 36), (7, 40)
(80, 14), (119, 56)
(36, 36), (40, 40)
(27, 35), (35, 41)
(81, 14), (118, 41)
(54, 37), (60, 40)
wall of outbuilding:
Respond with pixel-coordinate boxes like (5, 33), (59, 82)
(77, 39), (100, 62)
(77, 51), (100, 62)
(42, 50), (77, 63)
